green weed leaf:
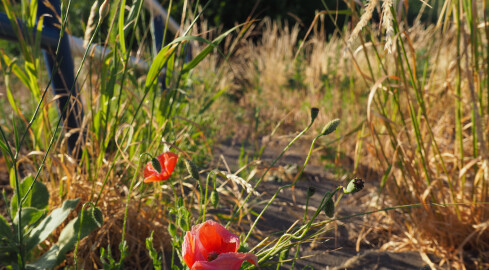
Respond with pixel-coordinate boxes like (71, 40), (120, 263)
(10, 176), (49, 220)
(29, 206), (103, 268)
(25, 199), (80, 253)
(0, 214), (12, 240)
(13, 207), (46, 230)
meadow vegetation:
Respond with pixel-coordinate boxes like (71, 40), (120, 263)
(0, 0), (488, 269)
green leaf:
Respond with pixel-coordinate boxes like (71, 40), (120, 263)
(118, 0), (127, 54)
(0, 214), (12, 240)
(10, 176), (49, 219)
(27, 245), (59, 269)
(25, 199), (80, 253)
(13, 207), (46, 230)
(146, 231), (162, 270)
(30, 206), (103, 268)
(165, 52), (175, 87)
(145, 44), (176, 89)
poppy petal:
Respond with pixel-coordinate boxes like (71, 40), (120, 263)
(158, 152), (178, 175)
(197, 220), (239, 255)
(183, 231), (206, 269)
(143, 174), (162, 183)
(143, 152), (178, 183)
(191, 252), (258, 270)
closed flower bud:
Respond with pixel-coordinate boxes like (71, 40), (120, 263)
(343, 178), (364, 194)
(324, 197), (335, 217)
(179, 216), (189, 231)
(307, 186), (316, 198)
(151, 157), (162, 173)
(184, 159), (200, 180)
(310, 107), (319, 122)
(321, 118), (340, 135)
(168, 223), (177, 237)
(210, 190), (219, 208)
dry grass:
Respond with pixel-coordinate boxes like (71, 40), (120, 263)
(195, 18), (369, 144)
(20, 153), (172, 269)
(194, 10), (489, 267)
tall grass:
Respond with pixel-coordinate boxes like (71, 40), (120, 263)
(0, 0), (240, 267)
(195, 1), (489, 268)
(345, 1), (489, 267)
(0, 0), (366, 269)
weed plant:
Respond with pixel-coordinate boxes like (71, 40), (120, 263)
(0, 0), (368, 269)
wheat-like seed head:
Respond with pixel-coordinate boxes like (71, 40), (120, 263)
(346, 0), (379, 52)
(83, 0), (99, 48)
(382, 0), (395, 53)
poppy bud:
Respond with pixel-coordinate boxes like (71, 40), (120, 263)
(179, 217), (189, 231)
(307, 186), (316, 198)
(310, 107), (319, 122)
(344, 178), (364, 194)
(151, 157), (162, 173)
(210, 190), (219, 208)
(184, 159), (200, 180)
(168, 223), (177, 237)
(324, 197), (335, 217)
(321, 118), (340, 135)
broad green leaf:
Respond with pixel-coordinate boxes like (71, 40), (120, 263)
(25, 199), (80, 253)
(0, 251), (17, 267)
(27, 245), (59, 270)
(0, 214), (12, 240)
(13, 207), (46, 230)
(30, 206), (103, 268)
(11, 176), (49, 219)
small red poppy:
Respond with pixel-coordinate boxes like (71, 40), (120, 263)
(143, 152), (178, 183)
(182, 220), (258, 270)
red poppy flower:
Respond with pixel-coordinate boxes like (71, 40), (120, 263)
(143, 152), (178, 183)
(182, 220), (258, 270)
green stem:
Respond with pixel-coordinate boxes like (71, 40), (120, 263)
(227, 116), (317, 229)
